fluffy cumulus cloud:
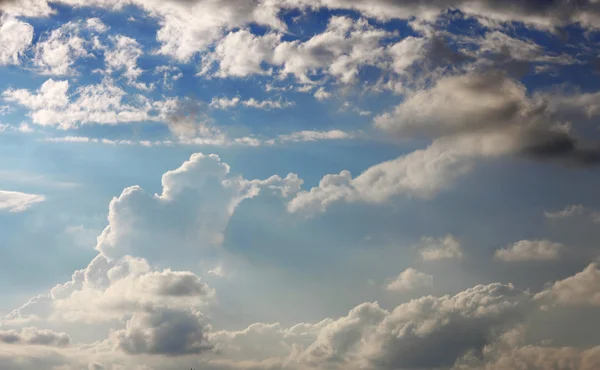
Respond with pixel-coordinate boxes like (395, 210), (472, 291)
(95, 153), (301, 264)
(201, 16), (395, 84)
(495, 240), (564, 262)
(0, 190), (45, 212)
(288, 283), (527, 370)
(4, 151), (600, 369)
(535, 263), (600, 307)
(385, 268), (433, 292)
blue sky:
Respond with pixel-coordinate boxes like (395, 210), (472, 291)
(2, 0), (600, 369)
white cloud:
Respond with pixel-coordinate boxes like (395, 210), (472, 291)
(419, 234), (463, 261)
(544, 204), (586, 219)
(313, 87), (331, 101)
(273, 16), (392, 84)
(209, 96), (294, 110)
(200, 16), (396, 85)
(0, 0), (54, 18)
(0, 15), (33, 66)
(277, 129), (354, 143)
(289, 70), (600, 214)
(385, 268), (433, 292)
(474, 31), (577, 65)
(495, 240), (564, 262)
(141, 0), (286, 61)
(102, 35), (152, 90)
(535, 263), (600, 307)
(4, 254), (214, 325)
(3, 78), (177, 129)
(288, 132), (514, 213)
(208, 264), (225, 278)
(387, 35), (427, 74)
(44, 136), (138, 145)
(155, 65), (183, 89)
(289, 283), (525, 370)
(200, 29), (280, 78)
(32, 21), (98, 75)
(85, 18), (108, 33)
(0, 190), (45, 212)
(94, 153), (300, 264)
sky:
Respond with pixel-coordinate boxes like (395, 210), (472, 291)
(1, 0), (600, 369)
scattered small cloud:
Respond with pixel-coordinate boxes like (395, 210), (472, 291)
(495, 240), (563, 262)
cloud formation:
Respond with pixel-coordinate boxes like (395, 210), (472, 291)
(495, 240), (564, 262)
(0, 190), (45, 212)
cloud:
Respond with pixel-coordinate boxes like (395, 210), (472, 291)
(154, 65), (183, 89)
(114, 308), (211, 356)
(374, 70), (544, 139)
(199, 29), (280, 78)
(3, 79), (177, 129)
(312, 0), (600, 29)
(85, 18), (107, 33)
(495, 240), (564, 262)
(200, 16), (395, 85)
(419, 234), (463, 261)
(385, 268), (433, 292)
(208, 264), (225, 278)
(0, 15), (33, 66)
(201, 282), (528, 370)
(0, 190), (45, 212)
(289, 283), (526, 370)
(133, 0), (286, 61)
(102, 35), (153, 90)
(535, 263), (600, 307)
(32, 21), (97, 75)
(313, 87), (331, 101)
(288, 132), (512, 213)
(472, 31), (577, 65)
(480, 344), (600, 370)
(209, 96), (294, 110)
(544, 204), (586, 219)
(0, 0), (54, 17)
(289, 70), (600, 214)
(0, 327), (70, 347)
(277, 130), (354, 143)
(4, 254), (214, 325)
(94, 153), (300, 264)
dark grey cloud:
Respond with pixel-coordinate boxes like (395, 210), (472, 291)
(521, 131), (600, 166)
(115, 308), (212, 356)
